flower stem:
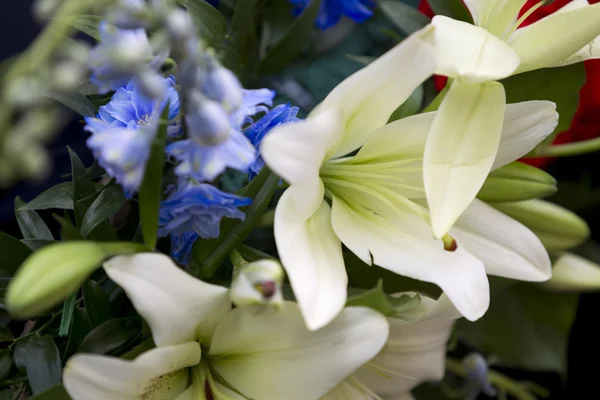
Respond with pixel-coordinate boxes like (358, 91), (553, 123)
(535, 137), (600, 158)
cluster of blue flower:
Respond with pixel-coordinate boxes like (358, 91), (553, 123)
(84, 22), (300, 263)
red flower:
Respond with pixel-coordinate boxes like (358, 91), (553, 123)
(417, 0), (600, 168)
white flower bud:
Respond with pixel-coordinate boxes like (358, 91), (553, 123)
(165, 9), (195, 42)
(229, 259), (284, 308)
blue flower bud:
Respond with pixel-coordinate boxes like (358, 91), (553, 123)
(202, 66), (244, 112)
(186, 92), (231, 146)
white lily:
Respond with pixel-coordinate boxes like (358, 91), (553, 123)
(422, 0), (600, 238)
(261, 27), (555, 330)
(62, 253), (389, 400)
(322, 294), (461, 400)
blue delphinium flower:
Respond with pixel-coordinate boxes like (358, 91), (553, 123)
(244, 103), (300, 178)
(158, 181), (252, 244)
(88, 22), (167, 95)
(170, 231), (199, 264)
(167, 88), (275, 182)
(84, 77), (179, 197)
(289, 0), (375, 30)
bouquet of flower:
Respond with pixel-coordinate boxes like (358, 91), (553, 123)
(2, 0), (600, 399)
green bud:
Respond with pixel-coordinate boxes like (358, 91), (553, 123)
(541, 253), (600, 292)
(492, 200), (590, 251)
(6, 241), (147, 319)
(477, 162), (557, 203)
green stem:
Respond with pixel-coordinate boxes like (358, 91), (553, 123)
(535, 136), (600, 157)
(446, 358), (539, 400)
(229, 249), (247, 268)
(192, 169), (279, 279)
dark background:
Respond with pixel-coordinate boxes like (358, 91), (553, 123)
(1, 1), (599, 398)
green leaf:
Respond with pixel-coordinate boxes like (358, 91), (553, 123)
(45, 90), (97, 117)
(68, 147), (97, 226)
(0, 349), (12, 381)
(0, 326), (13, 342)
(52, 213), (83, 241)
(26, 335), (62, 394)
(183, 0), (227, 43)
(80, 186), (126, 238)
(380, 0), (431, 35)
(31, 384), (71, 400)
(78, 317), (142, 356)
(229, 0), (259, 71)
(0, 232), (32, 275)
(258, 0), (321, 73)
(14, 197), (53, 240)
(389, 85), (424, 122)
(346, 280), (421, 317)
(82, 280), (111, 328)
(22, 239), (58, 251)
(0, 277), (9, 303)
(14, 338), (28, 372)
(427, 0), (473, 23)
(20, 182), (73, 210)
(59, 293), (77, 337)
(63, 308), (92, 359)
(138, 107), (170, 249)
(501, 64), (586, 141)
(455, 281), (578, 375)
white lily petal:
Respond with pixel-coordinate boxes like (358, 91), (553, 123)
(509, 2), (600, 72)
(314, 26), (437, 158)
(356, 295), (459, 396)
(331, 196), (489, 321)
(493, 101), (558, 169)
(452, 199), (551, 282)
(425, 81), (506, 239)
(104, 253), (231, 346)
(351, 112), (435, 163)
(542, 253), (600, 292)
(430, 16), (520, 81)
(464, 0), (528, 36)
(274, 191), (346, 330)
(261, 107), (344, 185)
(209, 303), (389, 400)
(63, 342), (200, 400)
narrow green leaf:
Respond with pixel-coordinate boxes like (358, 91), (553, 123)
(0, 232), (32, 275)
(345, 54), (375, 66)
(68, 147), (97, 228)
(0, 277), (10, 304)
(21, 182), (73, 210)
(26, 335), (62, 394)
(14, 197), (53, 240)
(45, 90), (97, 117)
(0, 349), (12, 380)
(501, 64), (586, 143)
(52, 213), (83, 241)
(80, 186), (126, 238)
(428, 0), (473, 23)
(258, 0), (322, 73)
(380, 0), (431, 35)
(138, 107), (170, 249)
(230, 0), (259, 66)
(14, 338), (28, 372)
(0, 326), (13, 342)
(59, 293), (77, 337)
(78, 317), (142, 355)
(21, 239), (58, 251)
(31, 384), (71, 400)
(63, 308), (92, 359)
(82, 280), (111, 328)
(183, 0), (227, 43)
(68, 15), (102, 40)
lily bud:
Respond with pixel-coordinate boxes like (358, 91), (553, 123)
(6, 241), (145, 318)
(492, 200), (590, 251)
(541, 253), (600, 292)
(477, 162), (557, 203)
(229, 260), (284, 308)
